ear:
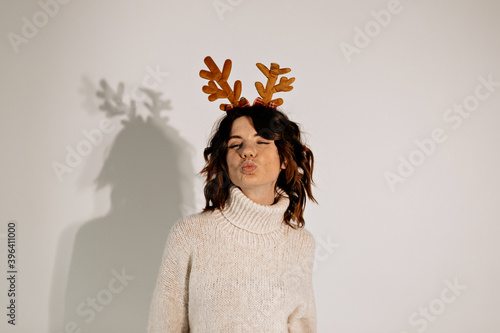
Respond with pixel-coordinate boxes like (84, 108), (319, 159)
(281, 159), (287, 170)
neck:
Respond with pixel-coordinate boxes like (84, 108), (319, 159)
(219, 184), (290, 235)
(239, 184), (277, 205)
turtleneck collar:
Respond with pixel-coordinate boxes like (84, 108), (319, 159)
(220, 184), (290, 234)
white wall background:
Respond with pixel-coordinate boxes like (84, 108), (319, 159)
(1, 0), (499, 332)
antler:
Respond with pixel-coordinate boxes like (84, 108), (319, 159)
(255, 62), (295, 106)
(141, 88), (172, 120)
(96, 79), (137, 118)
(200, 56), (242, 111)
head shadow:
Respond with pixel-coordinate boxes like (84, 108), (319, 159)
(49, 77), (197, 332)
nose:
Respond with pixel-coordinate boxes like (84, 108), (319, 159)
(240, 142), (255, 158)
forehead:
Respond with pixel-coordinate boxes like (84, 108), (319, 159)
(229, 117), (256, 136)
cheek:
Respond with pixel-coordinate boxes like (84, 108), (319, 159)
(266, 149), (281, 167)
(226, 151), (238, 167)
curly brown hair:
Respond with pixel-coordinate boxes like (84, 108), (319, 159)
(198, 105), (317, 229)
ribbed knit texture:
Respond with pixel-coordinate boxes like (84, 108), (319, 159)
(147, 184), (317, 332)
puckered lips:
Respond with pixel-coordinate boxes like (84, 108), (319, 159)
(241, 160), (257, 173)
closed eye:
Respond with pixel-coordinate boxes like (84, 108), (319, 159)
(229, 142), (270, 148)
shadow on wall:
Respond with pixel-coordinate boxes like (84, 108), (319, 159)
(49, 78), (197, 333)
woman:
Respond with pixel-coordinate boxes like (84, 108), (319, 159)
(148, 59), (318, 332)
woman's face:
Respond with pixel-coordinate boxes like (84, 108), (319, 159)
(226, 116), (286, 199)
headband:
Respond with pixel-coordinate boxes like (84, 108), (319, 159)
(199, 56), (295, 111)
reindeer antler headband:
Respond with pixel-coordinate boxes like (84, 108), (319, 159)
(199, 56), (295, 111)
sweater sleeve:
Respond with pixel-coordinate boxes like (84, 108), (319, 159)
(288, 230), (317, 333)
(148, 220), (191, 333)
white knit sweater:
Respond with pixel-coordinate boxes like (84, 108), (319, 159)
(147, 184), (317, 332)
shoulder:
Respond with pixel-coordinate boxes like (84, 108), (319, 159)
(285, 226), (317, 274)
(167, 211), (218, 246)
(287, 225), (316, 257)
(287, 224), (316, 247)
(301, 227), (316, 247)
(172, 210), (217, 232)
